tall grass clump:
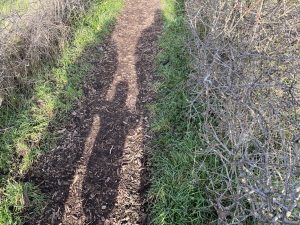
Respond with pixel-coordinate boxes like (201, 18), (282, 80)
(186, 0), (300, 223)
(0, 0), (90, 102)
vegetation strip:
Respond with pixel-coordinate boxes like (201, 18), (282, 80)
(0, 0), (123, 223)
(149, 0), (216, 224)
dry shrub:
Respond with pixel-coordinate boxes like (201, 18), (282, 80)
(0, 0), (90, 104)
(186, 0), (300, 224)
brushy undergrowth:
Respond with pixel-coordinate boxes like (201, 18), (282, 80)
(149, 0), (216, 224)
(186, 0), (300, 224)
(0, 0), (123, 223)
(0, 0), (91, 102)
(151, 0), (300, 224)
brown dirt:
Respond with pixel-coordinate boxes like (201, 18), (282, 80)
(25, 0), (162, 224)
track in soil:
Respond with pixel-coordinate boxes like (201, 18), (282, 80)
(26, 0), (162, 224)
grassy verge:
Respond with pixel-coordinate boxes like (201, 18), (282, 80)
(149, 0), (216, 224)
(0, 0), (123, 223)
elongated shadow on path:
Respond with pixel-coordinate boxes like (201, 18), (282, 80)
(134, 10), (163, 222)
(135, 11), (163, 112)
(81, 82), (139, 224)
(80, 10), (163, 225)
(25, 9), (163, 225)
(25, 36), (121, 224)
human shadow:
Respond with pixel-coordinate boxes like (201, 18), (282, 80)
(24, 36), (120, 225)
(134, 10), (163, 221)
(25, 8), (163, 225)
(80, 9), (163, 225)
(81, 81), (139, 224)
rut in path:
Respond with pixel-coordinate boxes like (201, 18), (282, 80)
(26, 0), (162, 224)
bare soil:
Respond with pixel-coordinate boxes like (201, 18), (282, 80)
(25, 0), (162, 224)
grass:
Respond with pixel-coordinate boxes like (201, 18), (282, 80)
(0, 0), (30, 28)
(0, 0), (30, 16)
(149, 0), (217, 224)
(0, 0), (123, 223)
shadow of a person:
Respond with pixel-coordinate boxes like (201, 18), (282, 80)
(82, 81), (139, 224)
(24, 39), (120, 225)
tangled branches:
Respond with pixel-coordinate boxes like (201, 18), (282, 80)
(0, 0), (90, 104)
(186, 0), (300, 224)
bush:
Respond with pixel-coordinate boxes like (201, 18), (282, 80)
(186, 0), (300, 224)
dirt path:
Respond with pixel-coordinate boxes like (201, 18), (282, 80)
(26, 0), (162, 224)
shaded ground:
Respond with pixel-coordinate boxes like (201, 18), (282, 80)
(25, 0), (162, 224)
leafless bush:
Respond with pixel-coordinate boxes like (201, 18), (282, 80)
(186, 0), (300, 224)
(0, 0), (90, 104)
